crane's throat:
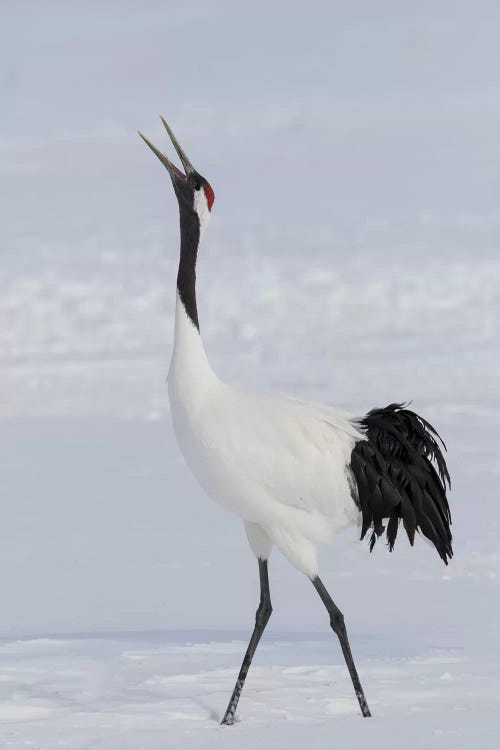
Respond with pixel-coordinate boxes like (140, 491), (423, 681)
(177, 208), (200, 330)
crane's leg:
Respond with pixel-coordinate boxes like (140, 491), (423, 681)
(221, 558), (272, 725)
(312, 576), (371, 717)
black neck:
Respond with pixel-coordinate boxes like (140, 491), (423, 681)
(177, 208), (200, 330)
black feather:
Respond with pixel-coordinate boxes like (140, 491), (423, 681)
(349, 403), (452, 564)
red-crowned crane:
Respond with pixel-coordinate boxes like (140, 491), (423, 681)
(139, 119), (452, 724)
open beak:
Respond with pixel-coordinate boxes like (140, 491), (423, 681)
(138, 117), (195, 180)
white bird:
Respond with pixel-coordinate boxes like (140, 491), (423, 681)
(139, 119), (452, 724)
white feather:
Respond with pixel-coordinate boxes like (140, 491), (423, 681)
(168, 295), (364, 578)
(193, 187), (211, 240)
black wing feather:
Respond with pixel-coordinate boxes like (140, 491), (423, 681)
(350, 403), (452, 564)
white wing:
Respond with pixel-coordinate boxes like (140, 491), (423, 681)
(181, 386), (363, 540)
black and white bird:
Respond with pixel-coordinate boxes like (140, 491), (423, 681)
(139, 119), (452, 724)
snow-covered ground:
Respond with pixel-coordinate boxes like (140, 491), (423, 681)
(1, 628), (499, 749)
(2, 1), (500, 747)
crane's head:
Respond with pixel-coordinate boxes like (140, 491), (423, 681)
(139, 118), (215, 236)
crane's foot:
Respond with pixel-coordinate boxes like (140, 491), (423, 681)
(220, 684), (241, 725)
(357, 689), (371, 717)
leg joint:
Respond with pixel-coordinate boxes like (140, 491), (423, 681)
(255, 601), (272, 627)
(329, 610), (345, 633)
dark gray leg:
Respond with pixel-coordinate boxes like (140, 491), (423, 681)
(221, 559), (272, 725)
(313, 576), (371, 717)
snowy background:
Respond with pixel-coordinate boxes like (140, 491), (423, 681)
(2, 1), (500, 747)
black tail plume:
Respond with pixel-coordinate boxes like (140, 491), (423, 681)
(350, 403), (452, 564)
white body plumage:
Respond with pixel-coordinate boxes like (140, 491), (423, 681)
(168, 293), (364, 578)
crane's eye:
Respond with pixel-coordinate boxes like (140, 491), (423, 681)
(194, 182), (201, 191)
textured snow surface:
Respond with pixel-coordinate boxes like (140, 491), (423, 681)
(0, 630), (499, 750)
(2, 0), (500, 747)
